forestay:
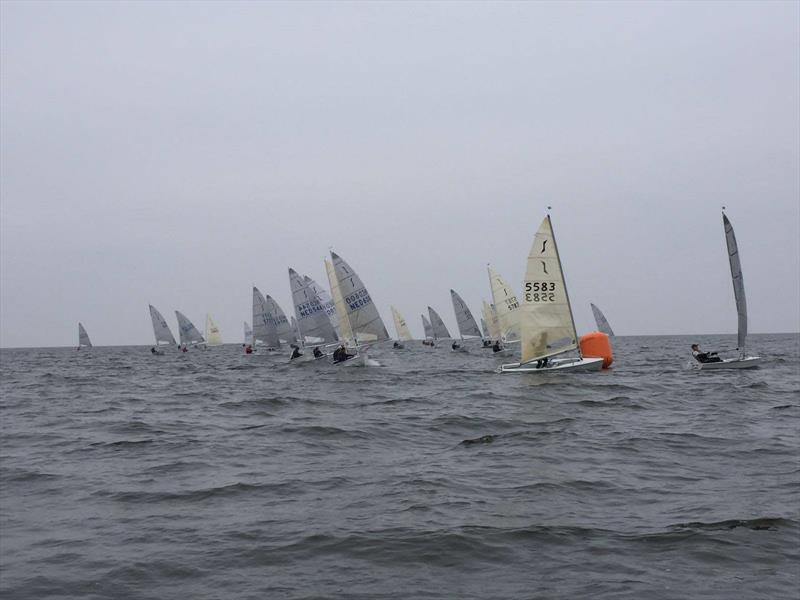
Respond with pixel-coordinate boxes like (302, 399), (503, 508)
(487, 267), (521, 342)
(149, 304), (177, 346)
(205, 314), (223, 346)
(325, 258), (355, 344)
(330, 251), (389, 343)
(289, 268), (338, 344)
(421, 314), (434, 339)
(78, 323), (92, 348)
(519, 215), (578, 364)
(175, 311), (205, 346)
(724, 213), (748, 356)
(450, 289), (482, 339)
(390, 306), (413, 341)
(590, 303), (615, 336)
(427, 307), (451, 340)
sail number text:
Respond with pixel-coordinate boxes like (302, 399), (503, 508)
(346, 289), (373, 310)
(525, 281), (556, 302)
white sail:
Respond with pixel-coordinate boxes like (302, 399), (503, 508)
(325, 258), (355, 344)
(175, 310), (205, 346)
(450, 290), (483, 339)
(205, 314), (223, 346)
(243, 321), (253, 346)
(421, 314), (434, 339)
(519, 215), (579, 364)
(289, 268), (338, 344)
(488, 267), (521, 342)
(390, 306), (413, 341)
(149, 304), (177, 346)
(590, 303), (615, 336)
(304, 275), (340, 336)
(723, 213), (748, 357)
(78, 322), (92, 348)
(265, 296), (295, 344)
(330, 251), (390, 343)
(427, 307), (452, 340)
(252, 287), (280, 348)
(482, 300), (501, 341)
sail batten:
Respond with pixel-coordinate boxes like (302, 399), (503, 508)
(149, 305), (177, 346)
(519, 215), (579, 364)
(723, 213), (748, 356)
(450, 290), (482, 339)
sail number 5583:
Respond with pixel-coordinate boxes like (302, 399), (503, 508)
(525, 281), (556, 302)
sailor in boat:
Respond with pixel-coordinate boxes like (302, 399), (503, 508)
(313, 346), (323, 358)
(244, 344), (253, 354)
(492, 340), (503, 353)
(483, 339), (491, 348)
(290, 345), (303, 360)
(451, 341), (460, 350)
(691, 344), (722, 364)
(333, 344), (355, 363)
(536, 357), (550, 369)
(393, 341), (401, 348)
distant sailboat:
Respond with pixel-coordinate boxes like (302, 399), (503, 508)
(205, 314), (223, 346)
(694, 212), (761, 370)
(288, 267), (337, 361)
(175, 311), (205, 349)
(77, 322), (92, 349)
(149, 304), (177, 348)
(390, 306), (413, 348)
(500, 215), (604, 373)
(487, 266), (521, 343)
(590, 304), (615, 336)
(327, 251), (389, 366)
(427, 307), (452, 343)
(421, 314), (435, 345)
(252, 287), (280, 350)
(450, 289), (482, 350)
(243, 321), (253, 346)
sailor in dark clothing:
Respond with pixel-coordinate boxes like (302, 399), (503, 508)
(313, 346), (323, 358)
(333, 345), (346, 363)
(691, 344), (722, 363)
(452, 341), (460, 350)
(492, 340), (502, 353)
(536, 357), (550, 369)
(290, 345), (303, 360)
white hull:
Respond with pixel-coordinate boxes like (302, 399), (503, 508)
(499, 356), (604, 373)
(698, 356), (761, 370)
(335, 351), (381, 368)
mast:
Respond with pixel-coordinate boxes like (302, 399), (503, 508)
(546, 213), (581, 359)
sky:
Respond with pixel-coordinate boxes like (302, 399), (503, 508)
(1, 0), (798, 348)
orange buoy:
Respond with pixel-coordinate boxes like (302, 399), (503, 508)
(579, 331), (613, 369)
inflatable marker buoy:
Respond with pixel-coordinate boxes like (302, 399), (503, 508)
(579, 331), (613, 369)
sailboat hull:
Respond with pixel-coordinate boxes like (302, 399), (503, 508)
(697, 356), (761, 370)
(499, 356), (604, 373)
(336, 352), (381, 368)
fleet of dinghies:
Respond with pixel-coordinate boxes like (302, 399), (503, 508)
(78, 211), (760, 372)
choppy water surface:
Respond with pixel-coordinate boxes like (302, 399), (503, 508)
(1, 334), (798, 599)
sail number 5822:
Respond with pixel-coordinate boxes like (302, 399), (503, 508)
(525, 281), (556, 302)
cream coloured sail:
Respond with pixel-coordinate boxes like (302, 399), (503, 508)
(149, 304), (177, 346)
(175, 311), (205, 346)
(480, 317), (490, 339)
(519, 215), (579, 364)
(487, 267), (521, 342)
(390, 306), (413, 341)
(723, 213), (748, 357)
(427, 307), (451, 340)
(330, 251), (389, 343)
(78, 323), (92, 348)
(590, 304), (615, 336)
(481, 300), (501, 340)
(289, 268), (338, 344)
(205, 314), (223, 346)
(421, 314), (434, 340)
(325, 258), (355, 344)
(450, 290), (482, 339)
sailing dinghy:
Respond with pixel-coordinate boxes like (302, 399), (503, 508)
(252, 287), (280, 351)
(288, 267), (338, 362)
(694, 213), (761, 370)
(77, 322), (92, 349)
(149, 305), (177, 353)
(205, 314), (223, 346)
(176, 311), (205, 349)
(327, 251), (389, 366)
(500, 215), (604, 373)
(590, 304), (615, 336)
(427, 307), (452, 344)
(421, 314), (435, 346)
(390, 306), (413, 349)
(450, 289), (482, 351)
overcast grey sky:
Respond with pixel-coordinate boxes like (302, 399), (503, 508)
(1, 0), (798, 348)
